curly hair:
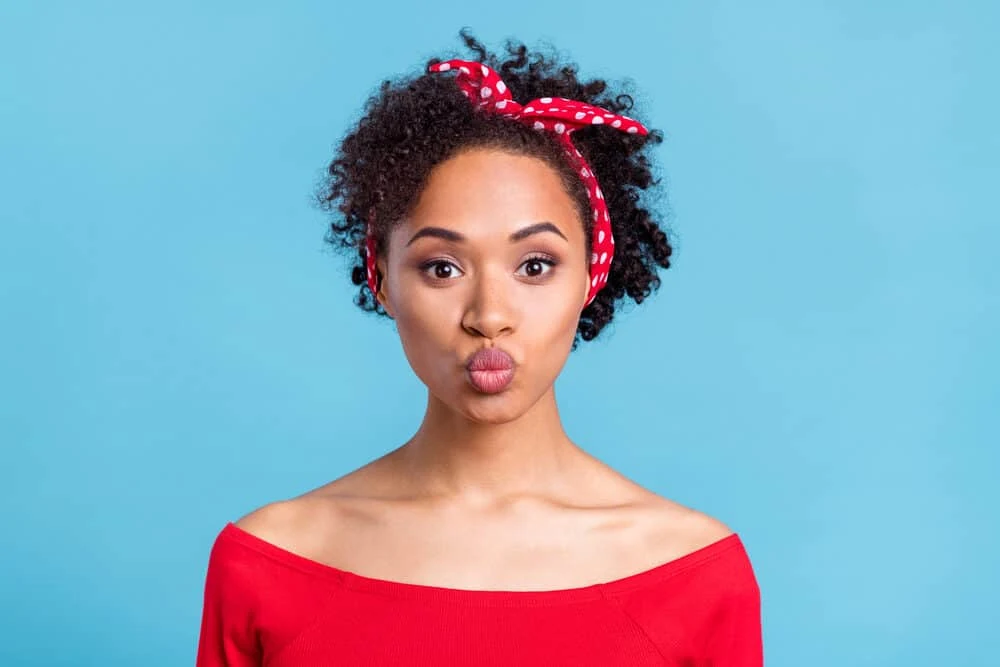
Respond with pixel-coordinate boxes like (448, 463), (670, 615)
(315, 30), (673, 346)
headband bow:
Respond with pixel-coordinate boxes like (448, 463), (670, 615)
(365, 58), (649, 308)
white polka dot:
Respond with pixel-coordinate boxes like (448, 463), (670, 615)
(595, 186), (604, 199)
(600, 252), (607, 264)
(496, 100), (508, 109)
(604, 113), (614, 118)
(481, 64), (489, 76)
(525, 106), (535, 113)
(574, 111), (586, 120)
(580, 167), (589, 177)
(535, 108), (544, 113)
(554, 122), (565, 134)
(459, 66), (470, 74)
(604, 210), (610, 221)
(497, 81), (507, 94)
(540, 97), (552, 103)
(533, 121), (545, 130)
(549, 107), (559, 112)
(461, 90), (471, 98)
(438, 63), (451, 71)
(592, 275), (599, 287)
(627, 126), (638, 134)
(593, 210), (599, 221)
(610, 234), (615, 245)
(592, 116), (604, 125)
(602, 272), (609, 283)
(481, 86), (492, 98)
(612, 119), (622, 128)
(598, 230), (606, 243)
(591, 253), (598, 264)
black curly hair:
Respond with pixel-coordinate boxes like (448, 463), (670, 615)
(316, 30), (673, 346)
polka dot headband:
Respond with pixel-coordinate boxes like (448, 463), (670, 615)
(364, 58), (649, 309)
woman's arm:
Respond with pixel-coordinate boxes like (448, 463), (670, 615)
(195, 528), (262, 667)
(701, 570), (763, 667)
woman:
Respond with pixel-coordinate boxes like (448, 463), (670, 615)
(196, 31), (762, 666)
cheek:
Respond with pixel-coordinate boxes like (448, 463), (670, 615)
(389, 281), (460, 382)
(531, 296), (580, 364)
(515, 278), (582, 382)
(391, 276), (461, 331)
(526, 263), (587, 329)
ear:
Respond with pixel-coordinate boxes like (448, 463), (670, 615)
(366, 208), (396, 317)
(375, 259), (395, 319)
(581, 268), (593, 309)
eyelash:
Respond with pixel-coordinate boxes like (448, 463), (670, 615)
(420, 254), (559, 279)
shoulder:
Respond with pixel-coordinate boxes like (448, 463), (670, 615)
(233, 492), (345, 557)
(233, 499), (298, 540)
(229, 454), (404, 559)
(674, 503), (737, 545)
(643, 497), (757, 594)
(590, 456), (736, 551)
(635, 492), (738, 559)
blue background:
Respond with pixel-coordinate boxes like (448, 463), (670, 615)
(2, 1), (997, 665)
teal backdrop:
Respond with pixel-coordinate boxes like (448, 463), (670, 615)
(2, 1), (997, 665)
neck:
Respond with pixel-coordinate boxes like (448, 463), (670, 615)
(391, 385), (589, 508)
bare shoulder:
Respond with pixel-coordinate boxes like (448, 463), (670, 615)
(672, 500), (736, 541)
(229, 456), (391, 548)
(635, 492), (738, 557)
(233, 499), (300, 547)
(588, 455), (736, 553)
(233, 492), (345, 556)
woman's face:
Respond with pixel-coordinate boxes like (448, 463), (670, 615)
(377, 147), (590, 424)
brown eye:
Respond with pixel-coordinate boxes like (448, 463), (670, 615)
(421, 260), (463, 280)
(518, 256), (557, 278)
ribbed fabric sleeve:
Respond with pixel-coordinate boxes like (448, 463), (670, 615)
(196, 529), (261, 666)
(701, 573), (763, 666)
(603, 530), (763, 665)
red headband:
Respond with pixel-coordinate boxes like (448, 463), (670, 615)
(365, 58), (649, 308)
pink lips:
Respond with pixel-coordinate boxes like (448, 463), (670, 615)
(465, 347), (515, 394)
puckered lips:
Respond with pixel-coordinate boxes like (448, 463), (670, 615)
(465, 347), (515, 394)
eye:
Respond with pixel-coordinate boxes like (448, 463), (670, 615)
(518, 255), (557, 278)
(420, 259), (463, 280)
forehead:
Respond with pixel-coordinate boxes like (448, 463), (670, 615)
(404, 148), (584, 241)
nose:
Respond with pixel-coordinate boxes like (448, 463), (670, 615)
(461, 266), (516, 339)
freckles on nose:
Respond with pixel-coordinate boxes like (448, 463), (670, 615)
(473, 265), (520, 302)
(459, 266), (521, 331)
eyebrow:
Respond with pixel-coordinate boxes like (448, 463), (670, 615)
(405, 222), (568, 247)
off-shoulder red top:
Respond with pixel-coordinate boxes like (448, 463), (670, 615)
(196, 522), (762, 666)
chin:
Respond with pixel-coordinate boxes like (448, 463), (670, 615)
(460, 401), (526, 425)
(427, 381), (534, 425)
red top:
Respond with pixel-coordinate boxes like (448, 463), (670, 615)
(196, 522), (762, 666)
